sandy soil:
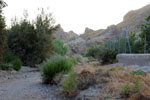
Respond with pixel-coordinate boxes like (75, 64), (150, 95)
(0, 67), (62, 100)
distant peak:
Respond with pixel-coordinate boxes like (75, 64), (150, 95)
(84, 27), (94, 34)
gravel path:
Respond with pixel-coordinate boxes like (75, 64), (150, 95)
(0, 67), (63, 100)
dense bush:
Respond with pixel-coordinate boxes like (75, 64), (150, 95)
(3, 51), (14, 63)
(52, 39), (67, 56)
(98, 48), (117, 64)
(7, 9), (57, 66)
(42, 55), (73, 84)
(1, 51), (22, 71)
(62, 72), (78, 97)
(85, 45), (100, 58)
(12, 57), (22, 71)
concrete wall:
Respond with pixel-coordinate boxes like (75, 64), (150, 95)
(117, 54), (150, 66)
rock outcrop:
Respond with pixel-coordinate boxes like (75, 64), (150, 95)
(53, 24), (78, 43)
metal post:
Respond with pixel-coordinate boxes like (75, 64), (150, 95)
(144, 20), (147, 54)
(124, 30), (127, 53)
(118, 30), (121, 54)
(113, 38), (115, 50)
(109, 40), (111, 50)
(144, 33), (146, 54)
(126, 28), (132, 53)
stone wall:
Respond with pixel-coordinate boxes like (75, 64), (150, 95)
(117, 54), (150, 66)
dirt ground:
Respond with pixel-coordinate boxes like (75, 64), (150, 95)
(0, 67), (63, 100)
(0, 63), (99, 100)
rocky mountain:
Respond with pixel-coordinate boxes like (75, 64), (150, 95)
(53, 24), (78, 43)
(54, 4), (150, 53)
(67, 4), (150, 53)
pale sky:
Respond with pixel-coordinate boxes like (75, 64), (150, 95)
(3, 0), (150, 34)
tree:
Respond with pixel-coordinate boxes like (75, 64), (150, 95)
(127, 31), (143, 53)
(34, 9), (57, 61)
(140, 16), (150, 53)
(7, 19), (36, 66)
(0, 0), (7, 66)
(7, 9), (58, 66)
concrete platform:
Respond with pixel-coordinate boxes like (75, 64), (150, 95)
(116, 54), (150, 66)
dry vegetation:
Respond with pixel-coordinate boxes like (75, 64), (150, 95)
(66, 63), (150, 100)
(94, 65), (150, 100)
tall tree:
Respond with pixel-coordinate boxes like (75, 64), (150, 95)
(7, 9), (58, 66)
(140, 16), (150, 53)
(0, 0), (7, 66)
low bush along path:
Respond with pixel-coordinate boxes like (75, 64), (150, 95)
(0, 67), (62, 100)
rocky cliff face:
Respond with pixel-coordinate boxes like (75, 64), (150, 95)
(53, 25), (78, 43)
(118, 4), (150, 32)
(68, 25), (119, 53)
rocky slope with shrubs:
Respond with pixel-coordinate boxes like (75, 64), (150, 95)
(67, 4), (150, 53)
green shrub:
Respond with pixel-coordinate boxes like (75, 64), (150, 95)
(130, 70), (146, 76)
(3, 51), (17, 63)
(109, 67), (116, 71)
(0, 63), (12, 71)
(1, 51), (22, 71)
(52, 39), (67, 56)
(85, 45), (100, 58)
(70, 58), (77, 65)
(98, 48), (117, 64)
(121, 82), (131, 97)
(121, 81), (140, 98)
(72, 54), (84, 63)
(12, 58), (22, 71)
(42, 55), (73, 84)
(62, 72), (77, 92)
(133, 80), (140, 93)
